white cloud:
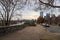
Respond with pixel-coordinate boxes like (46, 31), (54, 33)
(22, 11), (40, 19)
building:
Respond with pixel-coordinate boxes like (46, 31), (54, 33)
(46, 13), (50, 18)
(40, 11), (43, 17)
(44, 13), (50, 19)
(46, 13), (50, 17)
(51, 14), (55, 17)
(44, 16), (47, 19)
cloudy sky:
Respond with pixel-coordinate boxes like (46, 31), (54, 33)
(22, 0), (60, 19)
(22, 0), (40, 20)
(40, 0), (60, 16)
(1, 0), (60, 20)
(14, 0), (60, 20)
(12, 0), (40, 20)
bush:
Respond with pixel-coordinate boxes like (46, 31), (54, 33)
(24, 20), (36, 26)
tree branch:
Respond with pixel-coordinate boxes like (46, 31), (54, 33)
(0, 11), (5, 20)
(39, 0), (60, 8)
(9, 1), (17, 20)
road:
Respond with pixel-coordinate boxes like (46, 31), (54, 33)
(47, 25), (60, 33)
(0, 25), (60, 40)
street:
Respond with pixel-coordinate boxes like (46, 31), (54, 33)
(47, 25), (60, 33)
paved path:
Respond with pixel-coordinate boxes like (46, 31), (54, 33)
(0, 25), (60, 40)
(48, 25), (60, 33)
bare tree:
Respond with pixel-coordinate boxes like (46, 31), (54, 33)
(0, 0), (27, 26)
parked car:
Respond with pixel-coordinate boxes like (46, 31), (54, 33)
(41, 23), (50, 27)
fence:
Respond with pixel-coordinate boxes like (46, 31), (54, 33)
(0, 23), (26, 36)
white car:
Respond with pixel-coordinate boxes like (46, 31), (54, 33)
(42, 23), (50, 27)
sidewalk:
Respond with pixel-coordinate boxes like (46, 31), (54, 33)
(0, 25), (60, 40)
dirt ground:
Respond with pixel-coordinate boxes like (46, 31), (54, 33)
(0, 24), (60, 40)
